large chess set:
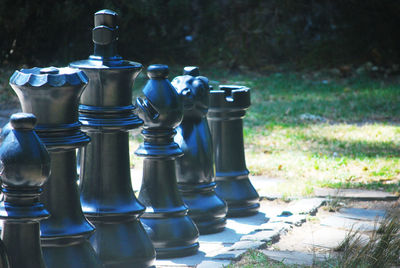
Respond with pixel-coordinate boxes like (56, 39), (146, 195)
(0, 10), (260, 268)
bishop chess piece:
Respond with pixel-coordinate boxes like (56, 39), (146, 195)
(135, 64), (199, 258)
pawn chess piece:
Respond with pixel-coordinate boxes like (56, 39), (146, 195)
(207, 85), (260, 217)
(9, 67), (102, 268)
(172, 66), (227, 234)
(0, 113), (50, 268)
(70, 9), (155, 267)
(135, 64), (199, 258)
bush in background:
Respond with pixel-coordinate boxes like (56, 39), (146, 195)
(1, 0), (400, 69)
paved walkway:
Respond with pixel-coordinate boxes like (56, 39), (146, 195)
(148, 177), (398, 267)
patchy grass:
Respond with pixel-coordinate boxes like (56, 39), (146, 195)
(196, 69), (400, 197)
(226, 249), (303, 268)
(331, 209), (400, 267)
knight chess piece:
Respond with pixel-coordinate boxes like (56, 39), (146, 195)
(70, 9), (155, 267)
(0, 113), (49, 268)
(9, 67), (102, 268)
(207, 85), (260, 217)
(172, 66), (227, 234)
(135, 64), (199, 258)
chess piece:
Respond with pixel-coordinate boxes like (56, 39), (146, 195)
(0, 113), (48, 268)
(207, 85), (260, 217)
(135, 64), (199, 258)
(9, 67), (102, 268)
(70, 9), (155, 267)
(172, 66), (227, 234)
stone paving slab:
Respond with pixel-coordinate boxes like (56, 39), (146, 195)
(302, 227), (369, 249)
(261, 250), (330, 266)
(315, 187), (399, 201)
(196, 260), (231, 268)
(281, 198), (326, 215)
(337, 207), (386, 221)
(240, 230), (281, 243)
(320, 215), (379, 231)
(271, 214), (307, 226)
(156, 196), (326, 267)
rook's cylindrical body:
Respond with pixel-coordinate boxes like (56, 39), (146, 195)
(207, 85), (260, 217)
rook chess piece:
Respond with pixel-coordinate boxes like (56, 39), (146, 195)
(135, 64), (199, 258)
(9, 67), (102, 268)
(70, 9), (155, 267)
(207, 85), (260, 217)
(0, 113), (48, 268)
(172, 66), (227, 234)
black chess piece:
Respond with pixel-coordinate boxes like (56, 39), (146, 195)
(70, 9), (155, 267)
(9, 67), (103, 268)
(0, 113), (48, 268)
(207, 85), (260, 217)
(135, 64), (199, 258)
(172, 66), (227, 234)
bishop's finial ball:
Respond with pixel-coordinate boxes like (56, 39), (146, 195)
(147, 64), (169, 79)
(10, 113), (37, 131)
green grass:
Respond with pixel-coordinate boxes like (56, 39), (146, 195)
(1, 66), (399, 197)
(226, 249), (304, 268)
(162, 68), (400, 197)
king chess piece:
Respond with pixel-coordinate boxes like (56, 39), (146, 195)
(172, 66), (227, 234)
(135, 64), (199, 258)
(9, 67), (103, 268)
(0, 113), (49, 268)
(207, 85), (260, 217)
(70, 9), (155, 267)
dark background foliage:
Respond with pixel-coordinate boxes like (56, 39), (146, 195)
(1, 0), (399, 69)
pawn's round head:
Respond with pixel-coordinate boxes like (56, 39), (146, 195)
(147, 64), (169, 79)
(10, 113), (37, 131)
(0, 113), (50, 188)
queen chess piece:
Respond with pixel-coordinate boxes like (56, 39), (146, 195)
(9, 67), (103, 268)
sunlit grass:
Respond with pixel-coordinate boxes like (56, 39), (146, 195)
(245, 123), (400, 196)
(128, 68), (400, 196)
(227, 249), (302, 268)
(201, 69), (400, 196)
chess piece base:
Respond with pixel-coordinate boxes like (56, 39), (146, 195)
(215, 177), (260, 217)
